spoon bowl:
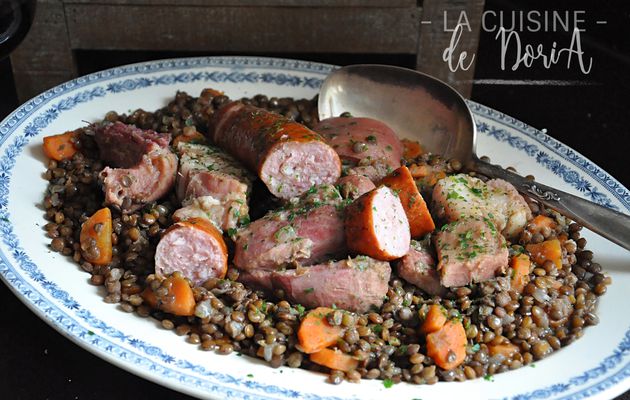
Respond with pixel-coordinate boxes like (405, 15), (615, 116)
(318, 64), (630, 251)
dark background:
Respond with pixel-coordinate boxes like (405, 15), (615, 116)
(0, 0), (628, 399)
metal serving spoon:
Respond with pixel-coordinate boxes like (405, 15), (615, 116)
(318, 64), (630, 251)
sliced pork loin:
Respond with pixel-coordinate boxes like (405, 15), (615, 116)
(272, 256), (391, 313)
(313, 117), (404, 175)
(434, 218), (509, 287)
(345, 186), (410, 261)
(172, 142), (254, 231)
(155, 218), (228, 286)
(336, 174), (376, 200)
(234, 185), (346, 271)
(397, 240), (445, 297)
(210, 102), (341, 199)
(96, 122), (177, 212)
(432, 174), (532, 239)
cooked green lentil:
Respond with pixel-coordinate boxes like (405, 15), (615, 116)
(42, 90), (611, 385)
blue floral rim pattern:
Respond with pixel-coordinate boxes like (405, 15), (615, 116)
(0, 56), (628, 400)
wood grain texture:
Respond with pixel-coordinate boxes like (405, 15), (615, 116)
(10, 0), (77, 100)
(416, 0), (485, 97)
(65, 5), (420, 53)
(64, 0), (416, 6)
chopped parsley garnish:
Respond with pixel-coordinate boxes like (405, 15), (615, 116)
(227, 228), (237, 237)
(366, 135), (377, 143)
(304, 287), (315, 294)
(385, 145), (393, 151)
(383, 378), (394, 388)
(247, 373), (254, 378)
(307, 185), (318, 194)
(87, 330), (95, 336)
(372, 324), (383, 334)
(295, 304), (305, 315)
(484, 374), (494, 382)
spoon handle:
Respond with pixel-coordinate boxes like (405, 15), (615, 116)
(473, 159), (630, 251)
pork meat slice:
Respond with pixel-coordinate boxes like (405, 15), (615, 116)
(95, 121), (171, 168)
(434, 218), (509, 287)
(173, 142), (255, 231)
(233, 203), (346, 271)
(272, 256), (391, 313)
(397, 240), (445, 296)
(95, 128), (177, 212)
(432, 174), (532, 239)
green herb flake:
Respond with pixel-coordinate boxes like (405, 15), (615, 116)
(383, 378), (394, 388)
(247, 373), (254, 378)
(295, 304), (305, 315)
(530, 363), (536, 368)
(307, 185), (318, 195)
(227, 228), (237, 237)
(372, 324), (383, 334)
(366, 135), (377, 143)
(87, 330), (95, 336)
(484, 374), (494, 382)
(304, 287), (315, 294)
(385, 145), (393, 151)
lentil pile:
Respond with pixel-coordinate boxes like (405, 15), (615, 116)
(42, 90), (611, 385)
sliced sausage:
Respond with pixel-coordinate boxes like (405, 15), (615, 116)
(345, 186), (410, 261)
(380, 165), (435, 238)
(313, 117), (404, 172)
(210, 102), (341, 199)
(272, 256), (391, 313)
(154, 217), (228, 286)
(397, 240), (445, 297)
(434, 218), (509, 287)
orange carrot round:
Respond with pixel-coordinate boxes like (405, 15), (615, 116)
(141, 275), (196, 316)
(79, 207), (112, 265)
(43, 131), (78, 161)
(526, 239), (562, 269)
(309, 348), (358, 372)
(426, 319), (467, 370)
(298, 307), (345, 354)
(421, 304), (448, 334)
(509, 253), (532, 293)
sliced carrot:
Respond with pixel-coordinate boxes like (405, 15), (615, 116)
(510, 253), (532, 293)
(297, 307), (345, 354)
(172, 127), (207, 147)
(529, 215), (557, 233)
(141, 275), (196, 316)
(309, 348), (358, 372)
(488, 343), (519, 358)
(43, 131), (78, 161)
(381, 166), (435, 237)
(409, 163), (431, 179)
(141, 286), (158, 309)
(526, 239), (562, 269)
(402, 139), (424, 160)
(421, 304), (448, 334)
(426, 319), (467, 370)
(161, 275), (196, 316)
(79, 207), (112, 265)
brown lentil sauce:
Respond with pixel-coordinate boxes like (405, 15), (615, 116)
(42, 90), (611, 385)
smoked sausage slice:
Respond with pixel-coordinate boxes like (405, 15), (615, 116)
(154, 218), (228, 286)
(210, 102), (341, 199)
(345, 186), (410, 261)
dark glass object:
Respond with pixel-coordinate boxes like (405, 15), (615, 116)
(0, 0), (36, 60)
